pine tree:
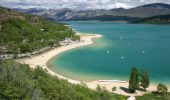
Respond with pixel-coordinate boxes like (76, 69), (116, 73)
(140, 70), (150, 92)
(129, 67), (139, 93)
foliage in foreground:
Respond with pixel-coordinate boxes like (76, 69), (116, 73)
(152, 83), (169, 96)
(136, 93), (170, 100)
(138, 84), (169, 100)
(0, 60), (126, 100)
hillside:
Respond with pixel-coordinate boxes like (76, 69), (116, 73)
(1, 60), (170, 100)
(0, 60), (126, 100)
(131, 14), (170, 24)
(0, 6), (79, 55)
(14, 3), (170, 21)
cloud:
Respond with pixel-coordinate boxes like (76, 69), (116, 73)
(0, 0), (170, 9)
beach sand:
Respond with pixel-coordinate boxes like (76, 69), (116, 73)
(17, 33), (169, 96)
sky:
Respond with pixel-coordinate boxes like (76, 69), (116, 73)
(0, 0), (170, 9)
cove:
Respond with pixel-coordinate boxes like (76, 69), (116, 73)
(48, 21), (170, 85)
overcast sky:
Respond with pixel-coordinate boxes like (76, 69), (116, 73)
(0, 0), (170, 9)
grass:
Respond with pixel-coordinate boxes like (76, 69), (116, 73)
(136, 93), (170, 100)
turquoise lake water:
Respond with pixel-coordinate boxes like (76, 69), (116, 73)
(48, 21), (170, 84)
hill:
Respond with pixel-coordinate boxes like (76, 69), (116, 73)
(0, 6), (79, 55)
(0, 60), (126, 100)
(1, 60), (170, 100)
(14, 3), (170, 21)
(131, 14), (170, 24)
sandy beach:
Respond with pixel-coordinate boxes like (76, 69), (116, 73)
(17, 33), (169, 96)
(17, 33), (101, 84)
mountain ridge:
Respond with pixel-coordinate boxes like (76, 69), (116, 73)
(14, 3), (170, 21)
(131, 14), (170, 24)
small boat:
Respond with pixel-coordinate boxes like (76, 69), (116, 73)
(106, 50), (110, 54)
(121, 56), (125, 59)
(140, 50), (145, 54)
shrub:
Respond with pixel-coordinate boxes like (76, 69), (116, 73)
(152, 83), (168, 96)
(156, 83), (168, 95)
(112, 87), (117, 91)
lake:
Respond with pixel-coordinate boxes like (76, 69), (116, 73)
(48, 21), (170, 85)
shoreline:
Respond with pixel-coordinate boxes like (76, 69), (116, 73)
(17, 33), (169, 96)
(17, 33), (102, 84)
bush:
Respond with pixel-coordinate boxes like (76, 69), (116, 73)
(156, 83), (168, 95)
(19, 44), (32, 53)
(112, 87), (117, 91)
(0, 60), (126, 100)
(152, 83), (168, 96)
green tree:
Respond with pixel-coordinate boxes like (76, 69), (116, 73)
(0, 60), (127, 100)
(140, 70), (150, 92)
(156, 83), (168, 95)
(19, 44), (32, 53)
(129, 67), (139, 93)
(48, 40), (54, 47)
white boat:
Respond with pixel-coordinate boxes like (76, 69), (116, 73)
(140, 50), (145, 54)
(121, 56), (125, 59)
(106, 50), (110, 54)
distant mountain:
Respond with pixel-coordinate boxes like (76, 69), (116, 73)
(138, 3), (170, 9)
(14, 3), (170, 21)
(122, 3), (170, 18)
(131, 14), (170, 24)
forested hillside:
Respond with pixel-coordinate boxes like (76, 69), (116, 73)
(0, 6), (79, 54)
(131, 14), (170, 24)
(1, 60), (170, 100)
(0, 60), (126, 100)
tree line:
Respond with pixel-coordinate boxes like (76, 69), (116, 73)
(128, 67), (168, 95)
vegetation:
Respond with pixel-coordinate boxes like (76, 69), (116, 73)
(128, 67), (170, 100)
(0, 60), (126, 100)
(137, 93), (170, 100)
(140, 70), (150, 91)
(112, 87), (117, 91)
(0, 60), (169, 99)
(131, 14), (170, 24)
(129, 67), (139, 93)
(0, 6), (79, 54)
(129, 67), (151, 93)
(152, 83), (168, 96)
